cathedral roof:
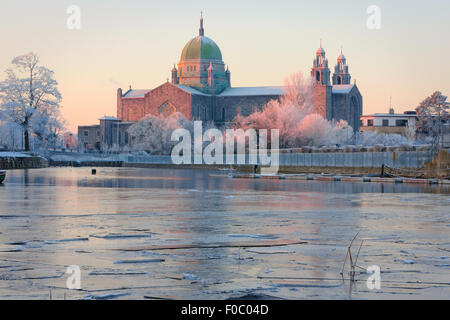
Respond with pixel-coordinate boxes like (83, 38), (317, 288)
(122, 89), (151, 99)
(332, 84), (355, 94)
(180, 14), (223, 62)
(180, 35), (223, 61)
(175, 84), (209, 96)
(219, 86), (283, 97)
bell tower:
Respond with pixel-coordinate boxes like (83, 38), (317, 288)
(311, 40), (331, 85)
(332, 48), (351, 85)
(310, 41), (332, 119)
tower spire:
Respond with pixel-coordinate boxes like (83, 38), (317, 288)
(199, 11), (204, 36)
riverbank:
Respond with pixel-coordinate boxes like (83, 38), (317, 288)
(226, 172), (450, 186)
(0, 152), (48, 169)
(4, 148), (448, 179)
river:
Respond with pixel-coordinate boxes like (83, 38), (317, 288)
(0, 167), (449, 299)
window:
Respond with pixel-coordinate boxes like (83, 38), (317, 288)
(395, 119), (408, 127)
(84, 131), (89, 137)
(382, 119), (389, 126)
(194, 66), (196, 71)
(367, 119), (374, 127)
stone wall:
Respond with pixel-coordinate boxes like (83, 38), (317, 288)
(424, 149), (450, 178)
(191, 94), (214, 120)
(78, 125), (100, 150)
(215, 95), (281, 121)
(144, 83), (192, 120)
(0, 156), (48, 169)
(125, 149), (435, 169)
(312, 84), (331, 119)
(121, 98), (145, 122)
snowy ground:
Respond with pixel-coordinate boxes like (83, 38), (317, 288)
(0, 167), (449, 300)
(0, 152), (31, 158)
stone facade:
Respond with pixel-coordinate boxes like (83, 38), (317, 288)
(311, 45), (362, 131)
(78, 125), (100, 151)
(78, 117), (133, 151)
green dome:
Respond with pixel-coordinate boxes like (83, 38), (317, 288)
(180, 36), (223, 61)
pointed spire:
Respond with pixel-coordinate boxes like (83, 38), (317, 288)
(199, 11), (204, 36)
(316, 39), (325, 57)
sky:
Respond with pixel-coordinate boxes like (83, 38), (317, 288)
(0, 0), (449, 132)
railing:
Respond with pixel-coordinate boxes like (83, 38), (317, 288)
(125, 151), (435, 169)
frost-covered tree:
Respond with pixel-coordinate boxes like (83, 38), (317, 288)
(354, 131), (408, 147)
(32, 109), (66, 150)
(0, 120), (23, 150)
(128, 112), (193, 155)
(234, 71), (352, 148)
(0, 53), (62, 151)
(415, 91), (449, 145)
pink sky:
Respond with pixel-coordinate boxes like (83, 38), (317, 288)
(0, 0), (449, 132)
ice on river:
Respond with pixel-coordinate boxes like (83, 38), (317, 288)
(0, 167), (449, 300)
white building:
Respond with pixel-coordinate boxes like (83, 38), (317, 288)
(360, 109), (418, 136)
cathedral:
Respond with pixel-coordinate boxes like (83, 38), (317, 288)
(117, 15), (362, 129)
(79, 15), (362, 151)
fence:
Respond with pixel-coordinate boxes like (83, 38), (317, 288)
(125, 151), (435, 169)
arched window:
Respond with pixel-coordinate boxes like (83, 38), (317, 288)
(337, 76), (341, 85)
(316, 71), (320, 82)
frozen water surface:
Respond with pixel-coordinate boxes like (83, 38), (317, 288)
(0, 167), (449, 299)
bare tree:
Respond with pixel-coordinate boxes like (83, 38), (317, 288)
(0, 53), (62, 151)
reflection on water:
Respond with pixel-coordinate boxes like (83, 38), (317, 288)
(0, 167), (448, 300)
(6, 167), (450, 194)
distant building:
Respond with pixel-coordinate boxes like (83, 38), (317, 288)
(360, 109), (418, 136)
(63, 132), (77, 150)
(79, 15), (363, 151)
(78, 117), (134, 151)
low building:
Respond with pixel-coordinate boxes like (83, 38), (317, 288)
(78, 116), (134, 152)
(360, 109), (418, 136)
